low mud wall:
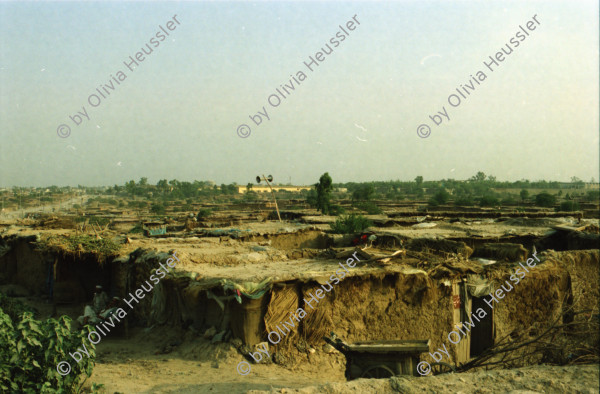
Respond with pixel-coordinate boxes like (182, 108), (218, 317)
(257, 271), (455, 364)
(492, 262), (572, 338)
(544, 250), (599, 317)
(0, 235), (48, 295)
(0, 235), (123, 302)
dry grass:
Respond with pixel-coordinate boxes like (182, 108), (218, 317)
(35, 234), (121, 262)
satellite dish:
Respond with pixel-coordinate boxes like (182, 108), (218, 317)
(267, 175), (273, 182)
(256, 176), (261, 184)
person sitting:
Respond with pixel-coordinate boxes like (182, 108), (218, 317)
(77, 285), (109, 326)
(77, 305), (100, 326)
(92, 285), (109, 313)
(99, 297), (121, 320)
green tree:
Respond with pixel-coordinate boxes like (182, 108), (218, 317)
(125, 180), (136, 196)
(227, 184), (238, 194)
(156, 179), (169, 194)
(150, 203), (166, 215)
(571, 176), (584, 189)
(352, 184), (375, 201)
(470, 172), (487, 182)
(139, 177), (148, 186)
(520, 189), (529, 201)
(315, 172), (333, 214)
(480, 193), (499, 207)
(559, 201), (580, 211)
(197, 209), (212, 220)
(454, 195), (474, 207)
(535, 192), (556, 207)
(414, 176), (423, 187)
(179, 182), (196, 198)
(585, 190), (599, 202)
(432, 188), (450, 205)
(306, 189), (318, 208)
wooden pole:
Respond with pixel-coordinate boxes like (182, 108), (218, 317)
(262, 174), (282, 222)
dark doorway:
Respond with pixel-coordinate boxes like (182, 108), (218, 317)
(470, 296), (494, 357)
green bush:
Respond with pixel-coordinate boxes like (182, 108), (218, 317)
(585, 190), (600, 202)
(197, 209), (212, 220)
(328, 205), (346, 216)
(431, 189), (450, 205)
(0, 310), (96, 392)
(129, 223), (144, 234)
(535, 192), (556, 208)
(454, 196), (474, 207)
(501, 195), (517, 205)
(427, 198), (439, 207)
(330, 214), (372, 234)
(0, 293), (37, 322)
(352, 184), (375, 201)
(88, 216), (110, 227)
(150, 203), (166, 215)
(480, 194), (499, 207)
(559, 201), (580, 211)
(354, 202), (382, 214)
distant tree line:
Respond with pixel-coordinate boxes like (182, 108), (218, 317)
(106, 178), (240, 199)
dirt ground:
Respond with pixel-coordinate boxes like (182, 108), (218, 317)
(86, 326), (347, 393)
(246, 365), (600, 394)
(84, 326), (599, 393)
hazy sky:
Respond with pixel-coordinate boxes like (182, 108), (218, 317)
(1, 0), (598, 187)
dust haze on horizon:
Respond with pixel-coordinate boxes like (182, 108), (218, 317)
(0, 0), (598, 188)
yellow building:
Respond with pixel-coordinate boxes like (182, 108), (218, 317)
(237, 185), (312, 194)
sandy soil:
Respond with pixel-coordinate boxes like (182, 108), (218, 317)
(85, 329), (599, 394)
(247, 365), (600, 394)
(82, 325), (599, 394)
(86, 326), (347, 394)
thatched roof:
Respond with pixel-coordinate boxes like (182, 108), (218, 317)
(35, 234), (121, 263)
